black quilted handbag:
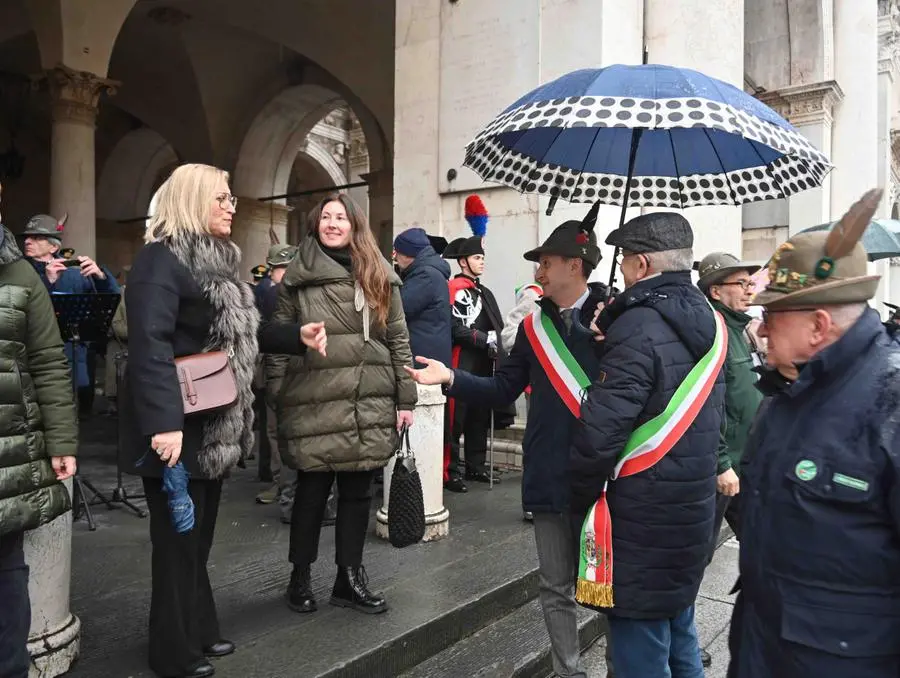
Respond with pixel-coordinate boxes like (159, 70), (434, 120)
(387, 425), (426, 548)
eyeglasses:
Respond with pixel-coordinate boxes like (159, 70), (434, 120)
(216, 193), (238, 209)
(717, 280), (757, 291)
(761, 308), (819, 325)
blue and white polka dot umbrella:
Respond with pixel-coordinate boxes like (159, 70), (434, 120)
(463, 64), (831, 210)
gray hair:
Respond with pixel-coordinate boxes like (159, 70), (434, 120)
(824, 303), (867, 330)
(645, 248), (694, 273)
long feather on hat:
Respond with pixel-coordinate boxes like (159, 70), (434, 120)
(825, 188), (883, 260)
(580, 201), (600, 233)
(464, 194), (488, 237)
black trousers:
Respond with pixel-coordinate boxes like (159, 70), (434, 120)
(708, 491), (742, 564)
(0, 530), (30, 678)
(289, 470), (374, 568)
(449, 400), (490, 478)
(143, 477), (223, 677)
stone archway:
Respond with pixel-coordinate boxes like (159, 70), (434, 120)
(97, 127), (178, 220)
(231, 83), (383, 276)
(96, 126), (178, 272)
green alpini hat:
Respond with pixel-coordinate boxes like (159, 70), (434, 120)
(754, 188), (883, 309)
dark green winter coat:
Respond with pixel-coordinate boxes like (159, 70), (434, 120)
(713, 300), (763, 475)
(0, 225), (77, 537)
(272, 237), (418, 472)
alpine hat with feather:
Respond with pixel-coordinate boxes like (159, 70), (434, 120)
(754, 188), (883, 309)
(524, 201), (603, 267)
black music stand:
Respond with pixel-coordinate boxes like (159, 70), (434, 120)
(52, 293), (126, 530)
(112, 350), (146, 518)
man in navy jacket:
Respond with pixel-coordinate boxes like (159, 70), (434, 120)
(729, 189), (900, 678)
(570, 212), (724, 678)
(407, 217), (606, 678)
(393, 227), (452, 367)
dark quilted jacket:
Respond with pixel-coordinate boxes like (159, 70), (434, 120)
(570, 271), (724, 619)
(0, 226), (77, 537)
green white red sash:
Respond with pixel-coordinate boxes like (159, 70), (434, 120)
(575, 309), (727, 609)
(522, 309), (590, 418)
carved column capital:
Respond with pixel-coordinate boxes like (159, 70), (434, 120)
(41, 65), (120, 127)
(757, 80), (844, 127)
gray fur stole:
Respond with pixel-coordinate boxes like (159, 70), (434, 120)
(163, 233), (260, 478)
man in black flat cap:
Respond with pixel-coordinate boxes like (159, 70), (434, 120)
(408, 215), (608, 678)
(441, 235), (504, 491)
(569, 212), (725, 678)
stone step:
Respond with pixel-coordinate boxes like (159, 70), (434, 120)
(307, 560), (540, 678)
(401, 598), (606, 678)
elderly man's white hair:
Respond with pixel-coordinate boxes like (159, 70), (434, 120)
(824, 302), (867, 330)
(646, 248), (694, 273)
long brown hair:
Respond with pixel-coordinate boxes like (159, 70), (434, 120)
(309, 193), (391, 326)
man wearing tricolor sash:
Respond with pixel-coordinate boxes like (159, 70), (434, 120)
(569, 212), (725, 678)
(406, 210), (608, 678)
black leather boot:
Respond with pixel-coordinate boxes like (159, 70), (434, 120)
(329, 566), (388, 614)
(286, 565), (317, 613)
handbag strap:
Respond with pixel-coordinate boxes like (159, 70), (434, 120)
(397, 424), (413, 459)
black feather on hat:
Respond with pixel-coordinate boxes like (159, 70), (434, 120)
(523, 201), (602, 267)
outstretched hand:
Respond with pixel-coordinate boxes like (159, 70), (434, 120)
(403, 357), (452, 385)
(300, 322), (327, 356)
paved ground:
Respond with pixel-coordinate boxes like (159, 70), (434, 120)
(581, 536), (738, 677)
(66, 413), (737, 677)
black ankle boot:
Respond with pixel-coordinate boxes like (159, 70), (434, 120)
(330, 566), (387, 614)
(286, 565), (317, 613)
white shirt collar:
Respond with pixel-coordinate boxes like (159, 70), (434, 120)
(560, 287), (590, 312)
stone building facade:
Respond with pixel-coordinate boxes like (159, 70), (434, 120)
(0, 1), (897, 674)
(396, 0), (900, 312)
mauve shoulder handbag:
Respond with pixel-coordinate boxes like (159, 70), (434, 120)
(174, 350), (238, 415)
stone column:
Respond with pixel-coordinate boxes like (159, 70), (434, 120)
(361, 168), (393, 254)
(831, 0), (879, 215)
(877, 7), (900, 306)
(377, 384), (449, 542)
(758, 82), (844, 235)
(45, 65), (118, 259)
(24, 479), (80, 677)
(644, 0), (744, 256)
(231, 198), (291, 280)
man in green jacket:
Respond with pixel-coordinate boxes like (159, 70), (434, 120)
(697, 252), (763, 543)
(694, 252), (763, 669)
(0, 184), (78, 678)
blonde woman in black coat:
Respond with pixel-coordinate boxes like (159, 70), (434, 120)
(121, 163), (326, 678)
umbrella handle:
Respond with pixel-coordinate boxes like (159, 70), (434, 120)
(607, 128), (643, 301)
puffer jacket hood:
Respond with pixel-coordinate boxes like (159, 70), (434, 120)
(284, 236), (402, 288)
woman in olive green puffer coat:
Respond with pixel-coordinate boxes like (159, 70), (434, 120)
(272, 193), (417, 617)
